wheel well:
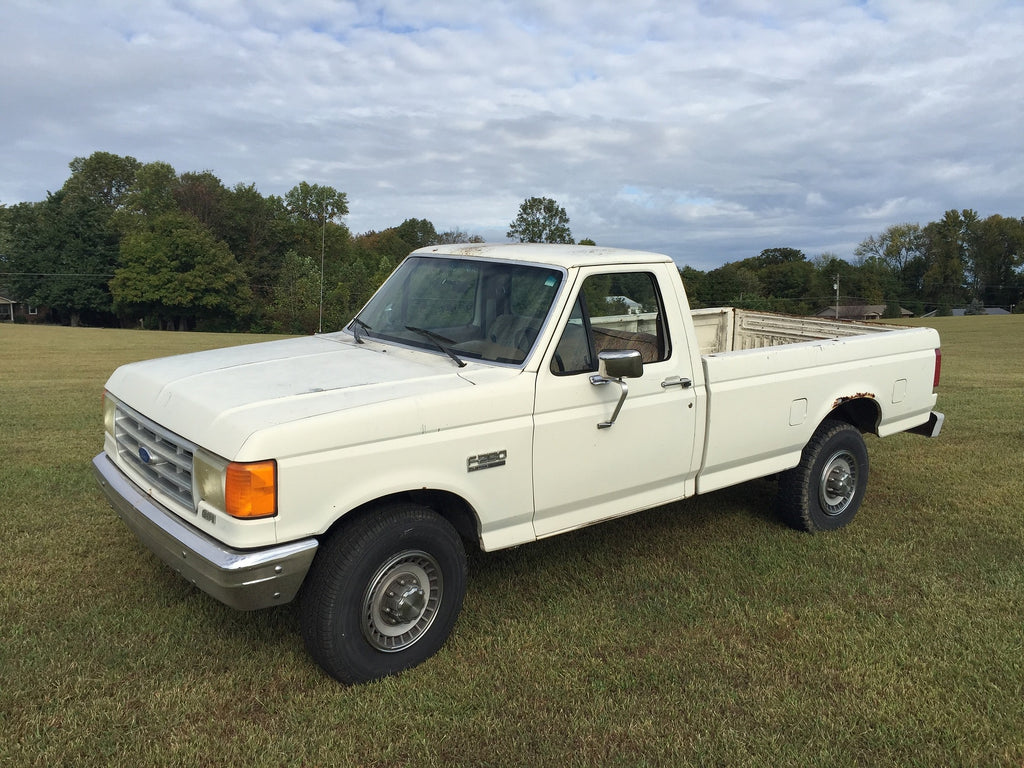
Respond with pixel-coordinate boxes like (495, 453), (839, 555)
(324, 490), (480, 549)
(828, 396), (881, 435)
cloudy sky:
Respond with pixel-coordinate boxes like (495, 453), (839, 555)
(2, 0), (1022, 270)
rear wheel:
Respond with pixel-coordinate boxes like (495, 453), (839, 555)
(300, 502), (467, 684)
(778, 419), (869, 532)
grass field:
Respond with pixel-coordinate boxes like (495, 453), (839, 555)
(2, 317), (1022, 767)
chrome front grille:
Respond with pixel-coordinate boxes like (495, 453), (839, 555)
(113, 402), (195, 511)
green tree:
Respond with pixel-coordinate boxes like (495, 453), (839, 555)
(353, 229), (411, 268)
(4, 202), (44, 303)
(117, 161), (179, 222)
(506, 197), (573, 244)
(266, 249), (320, 334)
(4, 192), (120, 326)
(395, 218), (438, 249)
(63, 151), (140, 209)
(4, 152), (142, 325)
(332, 252), (374, 319)
(436, 228), (484, 244)
(740, 249), (816, 311)
(855, 223), (927, 299)
(0, 203), (11, 276)
(922, 209), (973, 313)
(678, 266), (708, 308)
(849, 253), (889, 306)
(285, 182), (350, 332)
(964, 297), (985, 315)
(811, 253), (860, 315)
(580, 273), (615, 317)
(966, 214), (1024, 309)
(883, 299), (903, 319)
(174, 171), (229, 233)
(702, 263), (763, 308)
(221, 183), (293, 328)
(745, 247), (806, 268)
(111, 212), (251, 330)
(285, 182), (348, 224)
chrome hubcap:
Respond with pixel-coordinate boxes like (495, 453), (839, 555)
(819, 450), (857, 516)
(362, 551), (442, 652)
(382, 579), (427, 625)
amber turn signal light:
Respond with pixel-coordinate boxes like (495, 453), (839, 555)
(225, 460), (277, 519)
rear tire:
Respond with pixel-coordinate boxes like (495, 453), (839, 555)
(778, 419), (869, 533)
(300, 502), (467, 684)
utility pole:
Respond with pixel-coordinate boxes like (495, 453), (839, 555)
(833, 274), (840, 319)
(319, 199), (326, 334)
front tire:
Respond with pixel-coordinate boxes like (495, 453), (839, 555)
(300, 502), (467, 684)
(778, 419), (869, 533)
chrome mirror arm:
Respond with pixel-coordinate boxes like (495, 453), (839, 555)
(590, 375), (629, 429)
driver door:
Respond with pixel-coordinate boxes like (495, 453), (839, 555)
(532, 266), (699, 537)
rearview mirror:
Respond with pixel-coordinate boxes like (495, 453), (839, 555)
(598, 349), (643, 379)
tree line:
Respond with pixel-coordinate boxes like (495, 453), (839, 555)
(0, 151), (485, 332)
(2, 152), (1022, 333)
(680, 212), (1024, 317)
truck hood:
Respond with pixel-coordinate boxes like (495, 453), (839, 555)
(105, 334), (481, 458)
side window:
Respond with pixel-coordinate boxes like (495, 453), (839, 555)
(550, 295), (593, 374)
(550, 271), (669, 375)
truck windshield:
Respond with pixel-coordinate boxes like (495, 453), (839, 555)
(350, 256), (564, 366)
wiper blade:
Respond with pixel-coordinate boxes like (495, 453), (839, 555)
(350, 317), (371, 344)
(405, 326), (466, 368)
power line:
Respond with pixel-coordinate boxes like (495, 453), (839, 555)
(0, 271), (115, 277)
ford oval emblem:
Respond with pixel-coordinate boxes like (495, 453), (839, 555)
(139, 447), (152, 464)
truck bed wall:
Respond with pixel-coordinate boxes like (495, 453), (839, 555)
(583, 308), (898, 357)
(691, 307), (899, 355)
(695, 324), (940, 495)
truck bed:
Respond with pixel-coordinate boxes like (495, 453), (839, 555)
(694, 313), (940, 495)
(691, 307), (899, 355)
(590, 307), (900, 358)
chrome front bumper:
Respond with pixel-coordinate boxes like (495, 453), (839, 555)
(93, 453), (318, 611)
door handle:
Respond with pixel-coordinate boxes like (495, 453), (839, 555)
(661, 376), (692, 389)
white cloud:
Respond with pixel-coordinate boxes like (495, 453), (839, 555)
(1, 0), (1022, 269)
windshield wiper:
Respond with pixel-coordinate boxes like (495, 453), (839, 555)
(350, 317), (371, 344)
(405, 326), (466, 368)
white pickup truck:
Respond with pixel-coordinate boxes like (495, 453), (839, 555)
(93, 243), (943, 683)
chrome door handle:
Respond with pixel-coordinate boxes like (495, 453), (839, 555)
(661, 376), (692, 389)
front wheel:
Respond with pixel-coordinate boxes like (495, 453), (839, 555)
(777, 419), (869, 533)
(300, 502), (467, 684)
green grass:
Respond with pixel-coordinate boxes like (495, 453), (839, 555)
(2, 318), (1022, 767)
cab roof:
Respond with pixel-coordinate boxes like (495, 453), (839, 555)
(409, 243), (673, 270)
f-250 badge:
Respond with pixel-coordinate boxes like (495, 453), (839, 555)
(467, 450), (507, 472)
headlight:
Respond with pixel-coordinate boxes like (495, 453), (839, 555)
(193, 449), (228, 511)
(102, 392), (117, 437)
(194, 451), (278, 520)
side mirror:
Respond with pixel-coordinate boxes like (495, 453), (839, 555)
(598, 349), (643, 379)
(590, 350), (643, 429)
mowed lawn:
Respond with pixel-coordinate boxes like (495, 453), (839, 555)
(1, 317), (1021, 767)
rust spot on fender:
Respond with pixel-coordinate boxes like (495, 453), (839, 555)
(833, 392), (875, 409)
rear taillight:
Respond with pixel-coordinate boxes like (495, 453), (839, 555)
(933, 348), (942, 388)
